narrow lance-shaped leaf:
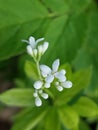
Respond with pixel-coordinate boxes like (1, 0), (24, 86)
(0, 89), (34, 107)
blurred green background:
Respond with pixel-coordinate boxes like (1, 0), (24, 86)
(0, 0), (98, 130)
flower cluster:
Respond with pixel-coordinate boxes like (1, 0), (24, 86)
(33, 59), (72, 106)
(23, 36), (72, 107)
(22, 36), (49, 61)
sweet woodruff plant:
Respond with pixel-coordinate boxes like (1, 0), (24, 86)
(22, 36), (72, 107)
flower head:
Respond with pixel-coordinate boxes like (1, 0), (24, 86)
(33, 59), (72, 107)
(40, 59), (72, 91)
(40, 59), (66, 84)
(22, 36), (49, 61)
(23, 36), (72, 107)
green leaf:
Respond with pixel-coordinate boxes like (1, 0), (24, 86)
(0, 0), (94, 61)
(0, 0), (48, 60)
(45, 107), (60, 130)
(72, 96), (98, 117)
(12, 107), (47, 130)
(56, 67), (92, 106)
(24, 60), (39, 80)
(58, 106), (79, 130)
(0, 88), (34, 107)
(42, 1), (93, 65)
(72, 6), (98, 98)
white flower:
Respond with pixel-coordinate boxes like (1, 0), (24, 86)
(39, 59), (72, 92)
(40, 59), (66, 84)
(33, 89), (48, 107)
(61, 81), (72, 88)
(54, 70), (66, 82)
(22, 36), (44, 49)
(38, 42), (49, 55)
(35, 97), (42, 107)
(33, 80), (51, 90)
(39, 90), (49, 99)
(34, 81), (43, 89)
(56, 86), (64, 91)
(55, 80), (72, 91)
(55, 82), (63, 91)
(22, 36), (49, 59)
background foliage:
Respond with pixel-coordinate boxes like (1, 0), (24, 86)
(0, 0), (98, 130)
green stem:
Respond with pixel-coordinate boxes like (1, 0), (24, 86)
(36, 61), (42, 80)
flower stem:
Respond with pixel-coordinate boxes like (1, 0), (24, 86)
(36, 61), (42, 80)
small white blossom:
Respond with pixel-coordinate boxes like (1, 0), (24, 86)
(41, 93), (48, 99)
(55, 80), (72, 91)
(56, 85), (64, 91)
(54, 71), (66, 82)
(35, 97), (42, 107)
(40, 65), (51, 77)
(22, 36), (44, 49)
(40, 59), (72, 92)
(27, 45), (33, 56)
(55, 82), (63, 91)
(42, 42), (49, 54)
(45, 75), (54, 83)
(61, 81), (72, 88)
(22, 36), (49, 60)
(40, 59), (66, 84)
(33, 89), (49, 107)
(34, 81), (43, 89)
(52, 59), (60, 72)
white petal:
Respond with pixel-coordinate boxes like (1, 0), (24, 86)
(41, 93), (48, 99)
(34, 81), (43, 89)
(61, 81), (72, 88)
(22, 39), (29, 43)
(44, 82), (50, 88)
(29, 36), (36, 48)
(42, 42), (49, 54)
(45, 75), (54, 83)
(55, 72), (66, 82)
(36, 38), (44, 44)
(56, 86), (63, 92)
(35, 97), (42, 107)
(40, 65), (51, 75)
(60, 69), (66, 75)
(27, 45), (33, 56)
(52, 59), (60, 72)
(41, 71), (48, 78)
(38, 45), (43, 54)
(33, 49), (37, 57)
